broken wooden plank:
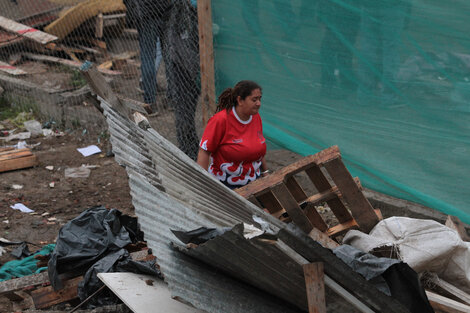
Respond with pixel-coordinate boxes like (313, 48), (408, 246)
(31, 276), (82, 309)
(445, 215), (470, 241)
(0, 60), (27, 75)
(326, 219), (359, 237)
(426, 290), (470, 313)
(23, 53), (121, 75)
(429, 275), (470, 305)
(0, 272), (49, 296)
(303, 262), (326, 313)
(44, 0), (126, 39)
(95, 12), (103, 39)
(0, 249), (151, 301)
(81, 62), (130, 118)
(0, 148), (33, 160)
(0, 16), (57, 45)
(98, 273), (205, 313)
(0, 154), (38, 173)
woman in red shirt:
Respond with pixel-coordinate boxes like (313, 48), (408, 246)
(197, 80), (270, 189)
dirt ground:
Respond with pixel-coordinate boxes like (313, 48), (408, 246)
(1, 113), (330, 312)
(0, 129), (310, 263)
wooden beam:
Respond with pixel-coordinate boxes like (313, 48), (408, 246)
(81, 61), (130, 118)
(285, 176), (307, 202)
(322, 158), (379, 233)
(426, 290), (470, 313)
(197, 0), (216, 125)
(95, 12), (103, 39)
(271, 183), (313, 234)
(303, 262), (326, 313)
(430, 276), (470, 305)
(305, 164), (353, 224)
(0, 16), (57, 45)
(22, 53), (121, 76)
(326, 219), (359, 237)
(44, 0), (126, 39)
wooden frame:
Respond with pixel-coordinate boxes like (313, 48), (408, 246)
(237, 146), (381, 237)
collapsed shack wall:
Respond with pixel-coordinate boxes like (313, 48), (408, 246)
(96, 90), (411, 312)
(0, 73), (105, 131)
(99, 97), (306, 313)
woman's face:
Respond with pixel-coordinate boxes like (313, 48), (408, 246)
(237, 88), (262, 116)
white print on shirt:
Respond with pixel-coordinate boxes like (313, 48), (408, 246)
(200, 139), (208, 150)
(213, 159), (262, 186)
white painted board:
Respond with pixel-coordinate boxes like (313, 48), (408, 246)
(97, 272), (206, 313)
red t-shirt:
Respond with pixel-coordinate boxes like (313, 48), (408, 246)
(200, 107), (267, 188)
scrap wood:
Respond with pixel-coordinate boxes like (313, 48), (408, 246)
(22, 53), (121, 75)
(445, 215), (470, 241)
(426, 290), (470, 313)
(0, 148), (37, 172)
(14, 249), (153, 309)
(31, 276), (83, 309)
(0, 249), (152, 302)
(44, 0), (126, 39)
(0, 60), (27, 75)
(0, 16), (57, 45)
(425, 273), (470, 305)
(303, 262), (326, 313)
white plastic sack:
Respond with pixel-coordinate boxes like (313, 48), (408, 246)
(343, 216), (470, 293)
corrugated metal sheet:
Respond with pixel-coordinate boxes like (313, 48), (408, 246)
(174, 223), (309, 311)
(99, 98), (304, 313)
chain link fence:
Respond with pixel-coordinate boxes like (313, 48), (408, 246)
(0, 0), (205, 160)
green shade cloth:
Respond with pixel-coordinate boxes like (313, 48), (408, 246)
(0, 244), (55, 281)
(212, 0), (470, 222)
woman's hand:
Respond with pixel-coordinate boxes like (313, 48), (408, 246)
(260, 169), (271, 177)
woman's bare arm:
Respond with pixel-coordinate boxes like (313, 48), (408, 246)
(197, 148), (211, 170)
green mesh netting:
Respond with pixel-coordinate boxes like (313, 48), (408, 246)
(212, 0), (470, 223)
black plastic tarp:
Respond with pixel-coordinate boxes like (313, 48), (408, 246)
(47, 206), (162, 308)
(333, 245), (434, 313)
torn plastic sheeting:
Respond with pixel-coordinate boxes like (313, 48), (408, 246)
(171, 227), (231, 245)
(333, 245), (434, 313)
(48, 206), (134, 290)
(11, 242), (31, 259)
(343, 216), (470, 294)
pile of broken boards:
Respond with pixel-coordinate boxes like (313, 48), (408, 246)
(0, 205), (161, 312)
(0, 0), (140, 86)
(76, 65), (470, 313)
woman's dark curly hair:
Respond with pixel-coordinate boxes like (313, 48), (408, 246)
(216, 80), (262, 113)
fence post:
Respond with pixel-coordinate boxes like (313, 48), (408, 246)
(197, 0), (216, 125)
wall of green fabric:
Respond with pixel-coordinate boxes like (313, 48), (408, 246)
(212, 0), (470, 222)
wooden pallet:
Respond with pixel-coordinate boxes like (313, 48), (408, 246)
(0, 148), (38, 173)
(236, 146), (381, 237)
